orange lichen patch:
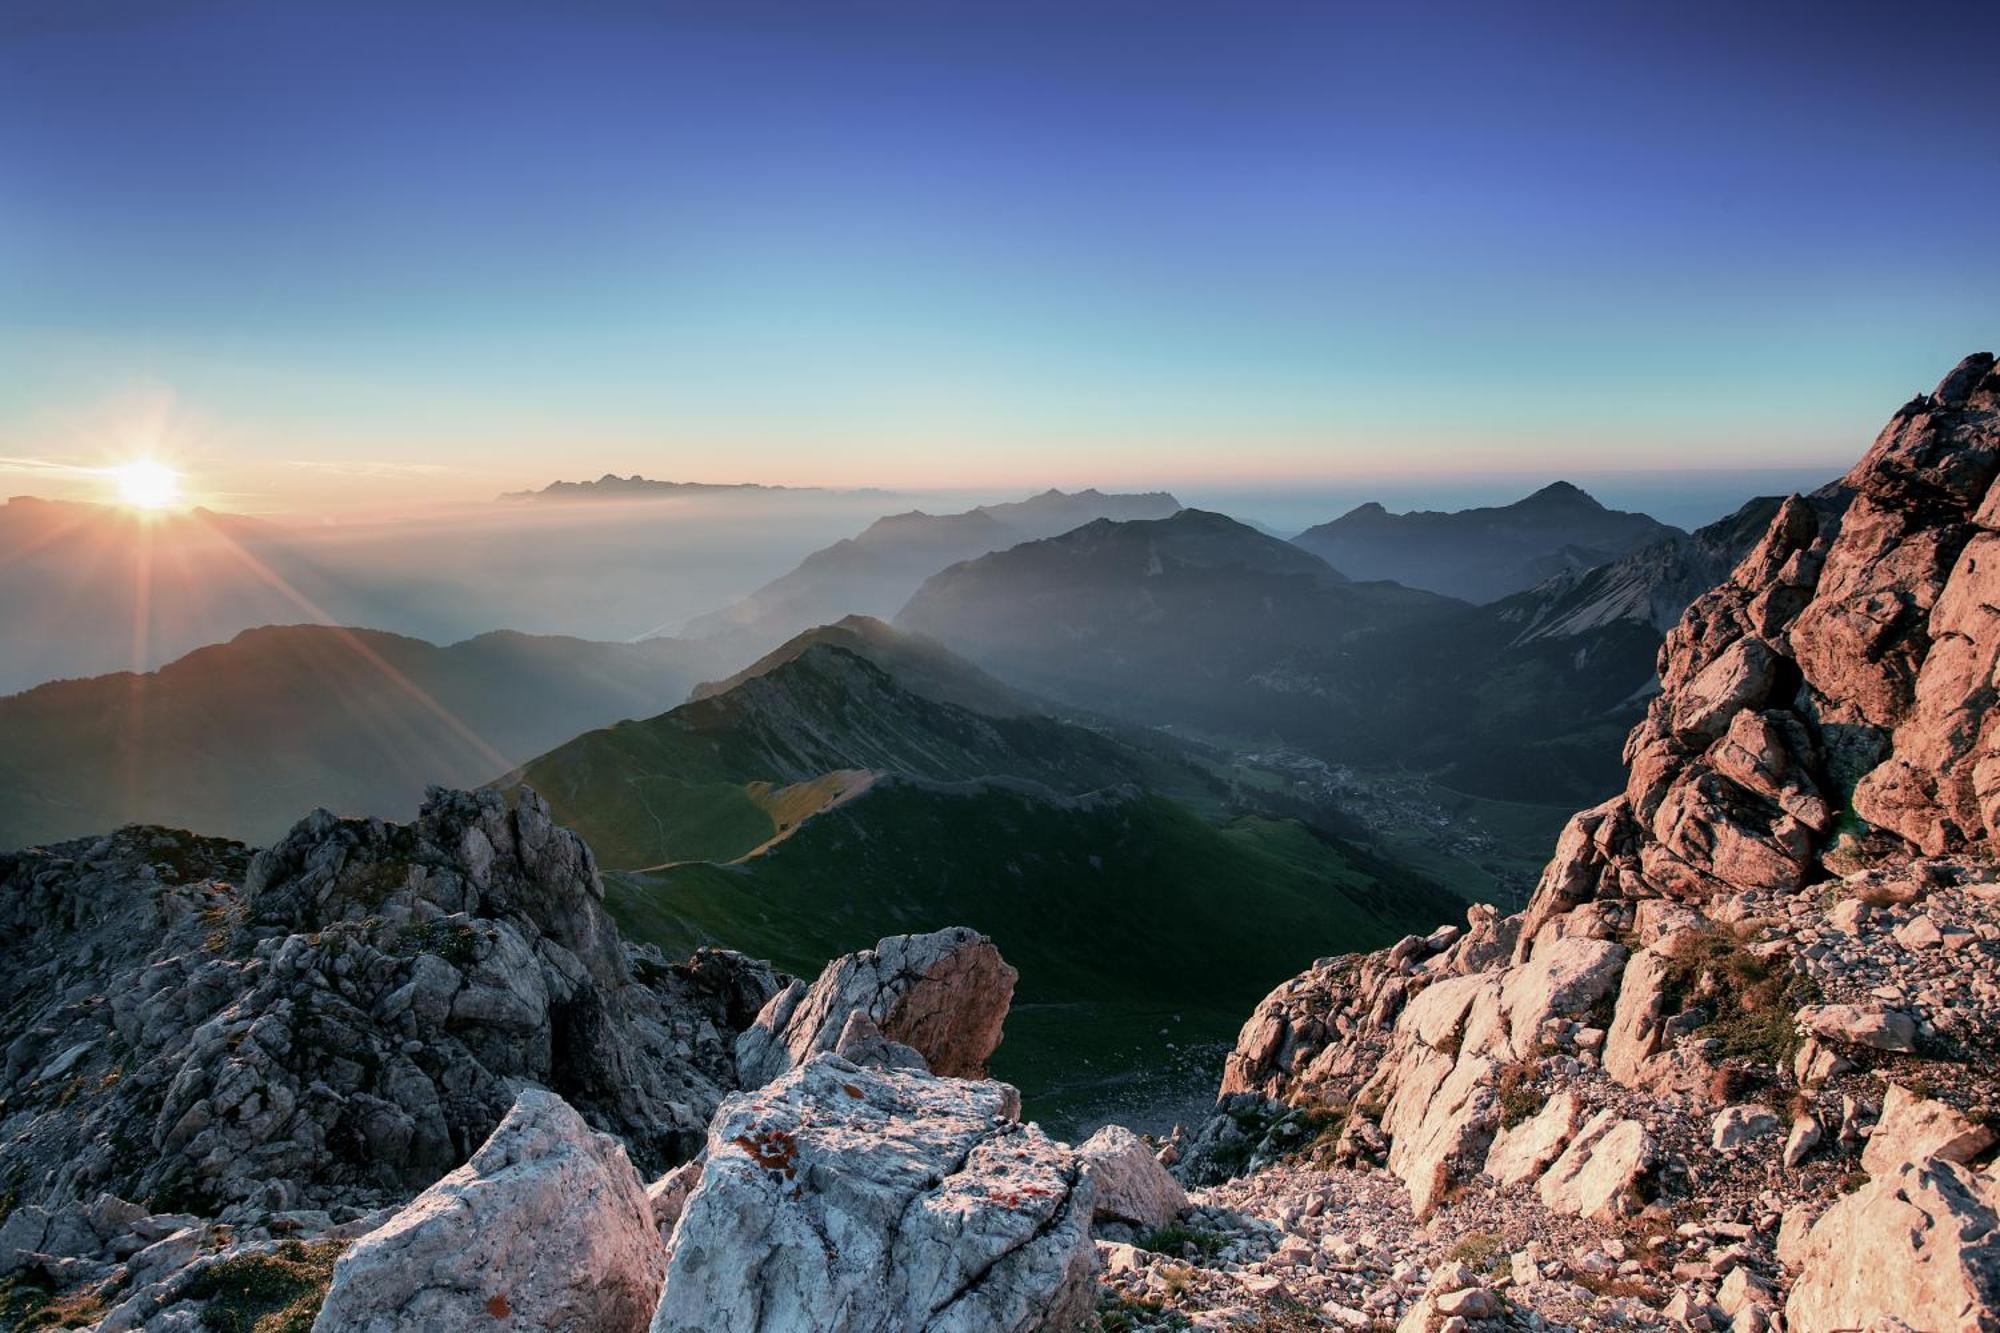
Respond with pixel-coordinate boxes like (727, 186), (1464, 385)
(733, 1128), (801, 1182)
(487, 1293), (512, 1318)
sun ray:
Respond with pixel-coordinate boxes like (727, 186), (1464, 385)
(187, 512), (519, 782)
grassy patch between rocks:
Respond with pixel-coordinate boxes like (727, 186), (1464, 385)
(0, 1275), (107, 1330)
(184, 1240), (344, 1333)
(1135, 1223), (1226, 1262)
(1097, 1293), (1191, 1330)
(1660, 924), (1819, 1065)
(1496, 1057), (1544, 1128)
(1445, 1229), (1508, 1274)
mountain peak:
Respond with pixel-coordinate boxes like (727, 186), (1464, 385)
(1519, 479), (1599, 507)
(1294, 483), (1675, 602)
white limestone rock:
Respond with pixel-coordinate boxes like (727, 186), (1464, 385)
(315, 1088), (666, 1333)
(1786, 1157), (2000, 1333)
(652, 1054), (1095, 1333)
(735, 928), (1016, 1087)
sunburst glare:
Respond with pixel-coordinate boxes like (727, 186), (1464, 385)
(108, 459), (182, 511)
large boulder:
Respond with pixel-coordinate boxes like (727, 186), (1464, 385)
(1785, 1157), (2000, 1333)
(1077, 1125), (1187, 1230)
(1861, 1083), (1998, 1176)
(315, 1089), (666, 1333)
(651, 1054), (1095, 1332)
(735, 928), (1016, 1087)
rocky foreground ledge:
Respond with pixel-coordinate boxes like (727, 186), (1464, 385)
(0, 788), (1122, 1331)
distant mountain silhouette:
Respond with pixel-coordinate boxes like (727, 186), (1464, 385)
(895, 499), (1828, 804)
(0, 624), (710, 847)
(1291, 482), (1680, 603)
(680, 488), (1181, 656)
(896, 508), (1462, 745)
(499, 474), (895, 501)
(0, 498), (346, 694)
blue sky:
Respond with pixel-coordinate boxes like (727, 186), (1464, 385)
(2, 0), (1994, 513)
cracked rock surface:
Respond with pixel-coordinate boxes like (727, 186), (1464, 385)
(315, 1088), (665, 1333)
(734, 927), (1016, 1088)
(651, 1053), (1095, 1333)
(0, 788), (779, 1221)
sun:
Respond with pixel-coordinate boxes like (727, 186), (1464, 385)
(109, 459), (182, 511)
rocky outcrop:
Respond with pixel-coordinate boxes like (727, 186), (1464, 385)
(651, 1053), (1095, 1332)
(315, 1089), (666, 1332)
(1172, 355), (2000, 1332)
(1785, 1158), (2000, 1332)
(0, 788), (778, 1239)
(734, 927), (1015, 1087)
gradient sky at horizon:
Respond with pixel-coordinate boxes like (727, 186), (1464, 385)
(2, 0), (1995, 513)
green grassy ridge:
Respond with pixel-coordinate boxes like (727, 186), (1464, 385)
(512, 643), (1218, 868)
(603, 777), (1464, 1131)
(604, 778), (1462, 1010)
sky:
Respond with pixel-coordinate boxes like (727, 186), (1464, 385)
(2, 0), (1995, 518)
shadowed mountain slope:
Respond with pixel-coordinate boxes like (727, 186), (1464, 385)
(895, 508), (1452, 747)
(898, 501), (1822, 806)
(681, 487), (1180, 655)
(0, 624), (709, 848)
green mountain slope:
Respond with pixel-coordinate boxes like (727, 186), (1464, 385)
(687, 615), (1032, 716)
(509, 640), (1212, 868)
(603, 776), (1463, 1131)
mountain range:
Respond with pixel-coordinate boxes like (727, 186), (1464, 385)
(680, 487), (1181, 654)
(0, 479), (1786, 856)
(0, 623), (710, 847)
(499, 474), (896, 501)
(898, 499), (1799, 804)
(897, 507), (1453, 745)
(1292, 480), (1681, 602)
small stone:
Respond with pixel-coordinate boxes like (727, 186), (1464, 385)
(1712, 1104), (1781, 1151)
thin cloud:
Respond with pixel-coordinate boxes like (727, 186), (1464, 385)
(281, 460), (454, 478)
(0, 455), (101, 477)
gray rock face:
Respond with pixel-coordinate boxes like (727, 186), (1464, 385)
(734, 927), (1016, 1087)
(0, 788), (779, 1222)
(651, 1053), (1096, 1333)
(315, 1089), (666, 1332)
